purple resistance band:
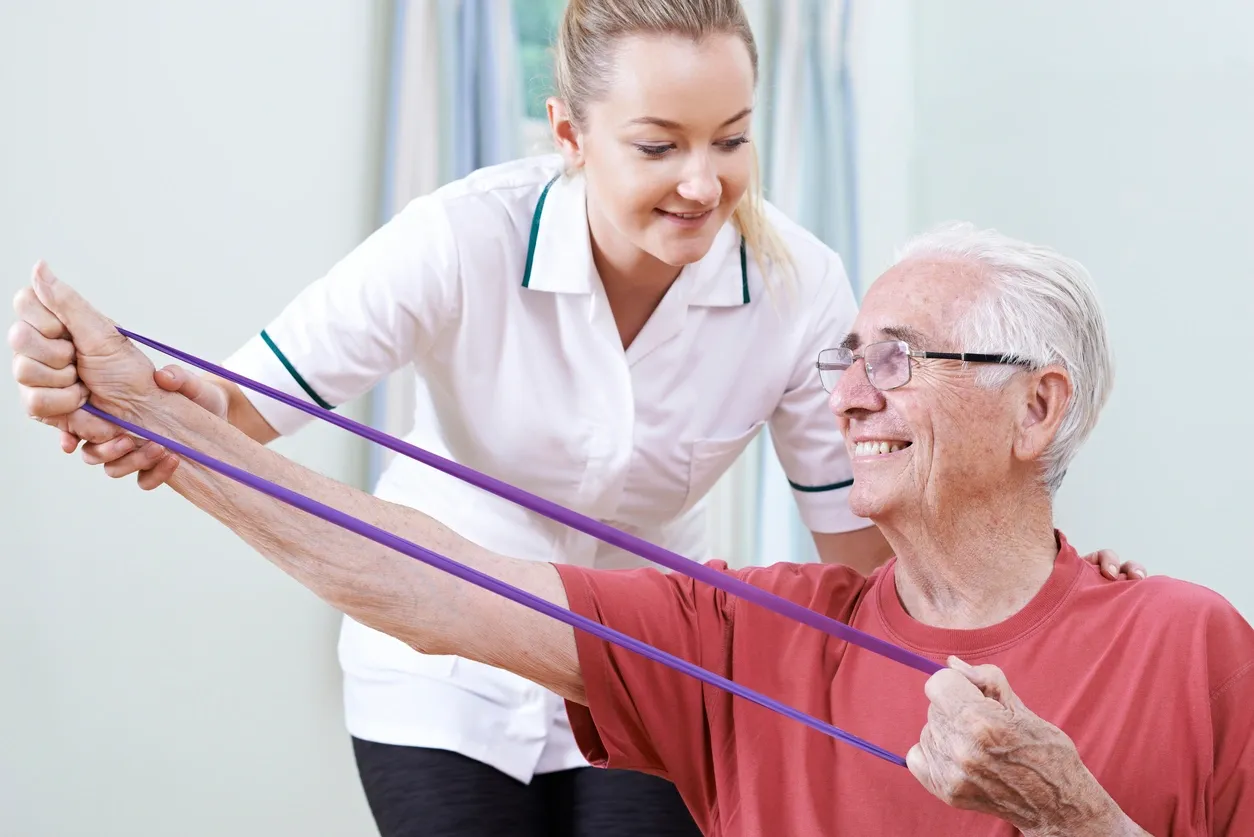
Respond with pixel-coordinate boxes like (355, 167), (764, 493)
(116, 326), (941, 678)
(80, 401), (906, 767)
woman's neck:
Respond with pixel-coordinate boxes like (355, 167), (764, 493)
(588, 216), (682, 350)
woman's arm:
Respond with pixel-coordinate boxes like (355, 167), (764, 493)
(812, 527), (894, 574)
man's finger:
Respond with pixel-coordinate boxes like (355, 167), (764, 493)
(923, 668), (984, 711)
(102, 443), (167, 479)
(20, 382), (88, 418)
(11, 285), (68, 338)
(30, 261), (126, 356)
(64, 409), (128, 445)
(905, 743), (933, 789)
(81, 435), (136, 465)
(59, 429), (81, 454)
(137, 453), (180, 491)
(12, 353), (78, 388)
(7, 320), (75, 369)
(948, 657), (1020, 709)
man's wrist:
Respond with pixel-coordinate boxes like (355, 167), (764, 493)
(1028, 787), (1143, 837)
(128, 389), (179, 431)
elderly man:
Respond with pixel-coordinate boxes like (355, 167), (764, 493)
(11, 223), (1253, 836)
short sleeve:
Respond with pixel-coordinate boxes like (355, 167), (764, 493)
(554, 561), (740, 820)
(766, 252), (867, 533)
(222, 194), (461, 436)
(554, 559), (865, 831)
(1207, 605), (1254, 834)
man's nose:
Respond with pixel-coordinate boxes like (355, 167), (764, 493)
(830, 358), (886, 418)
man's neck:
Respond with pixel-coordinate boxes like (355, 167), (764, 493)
(879, 492), (1059, 629)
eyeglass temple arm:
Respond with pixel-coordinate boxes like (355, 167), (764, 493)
(916, 351), (1023, 364)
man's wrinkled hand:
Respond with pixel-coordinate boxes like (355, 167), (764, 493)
(72, 363), (229, 489)
(11, 261), (160, 437)
(907, 657), (1127, 836)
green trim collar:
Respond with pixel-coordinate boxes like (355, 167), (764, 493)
(521, 173), (749, 303)
(740, 237), (749, 303)
(521, 174), (559, 288)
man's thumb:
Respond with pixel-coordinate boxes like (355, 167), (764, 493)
(948, 656), (1023, 709)
(31, 261), (122, 353)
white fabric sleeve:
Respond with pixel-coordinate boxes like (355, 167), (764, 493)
(766, 252), (871, 534)
(221, 195), (460, 436)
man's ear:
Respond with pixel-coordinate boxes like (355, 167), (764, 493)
(547, 97), (585, 169)
(1014, 365), (1072, 463)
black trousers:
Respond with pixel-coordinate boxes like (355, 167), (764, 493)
(352, 738), (704, 837)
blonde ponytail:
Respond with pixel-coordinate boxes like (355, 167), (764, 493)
(732, 142), (796, 298)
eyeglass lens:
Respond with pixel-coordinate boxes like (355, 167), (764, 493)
(818, 341), (912, 392)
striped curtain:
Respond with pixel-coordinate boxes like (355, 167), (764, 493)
(367, 0), (523, 487)
(710, 0), (860, 567)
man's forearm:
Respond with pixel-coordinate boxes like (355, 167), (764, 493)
(132, 391), (585, 703)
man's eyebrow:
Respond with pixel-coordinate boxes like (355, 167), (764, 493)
(880, 325), (932, 346)
(837, 326), (932, 352)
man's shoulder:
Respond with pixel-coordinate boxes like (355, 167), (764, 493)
(1085, 570), (1254, 686)
(1101, 571), (1245, 620)
(727, 560), (873, 620)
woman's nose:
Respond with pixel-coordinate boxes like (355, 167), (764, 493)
(676, 158), (721, 205)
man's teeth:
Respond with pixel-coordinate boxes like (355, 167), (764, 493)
(854, 441), (906, 456)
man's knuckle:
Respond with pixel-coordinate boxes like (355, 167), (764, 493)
(12, 286), (33, 314)
(8, 320), (32, 352)
(23, 387), (51, 416)
(967, 715), (999, 749)
(11, 353), (31, 382)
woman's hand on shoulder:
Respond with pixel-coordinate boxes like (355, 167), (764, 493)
(1080, 549), (1147, 580)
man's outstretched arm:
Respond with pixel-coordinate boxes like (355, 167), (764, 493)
(11, 264), (585, 705)
(153, 391), (585, 703)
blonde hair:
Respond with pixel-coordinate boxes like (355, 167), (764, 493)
(553, 0), (795, 288)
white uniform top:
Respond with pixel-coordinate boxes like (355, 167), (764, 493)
(224, 154), (868, 783)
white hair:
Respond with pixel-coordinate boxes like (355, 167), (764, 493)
(892, 221), (1115, 493)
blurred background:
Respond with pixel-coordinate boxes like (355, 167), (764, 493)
(2, 0), (1251, 834)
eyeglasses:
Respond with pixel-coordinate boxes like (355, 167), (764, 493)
(816, 340), (1029, 392)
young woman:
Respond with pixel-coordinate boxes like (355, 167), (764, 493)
(45, 0), (1135, 834)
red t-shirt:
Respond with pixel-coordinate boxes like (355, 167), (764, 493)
(555, 532), (1254, 836)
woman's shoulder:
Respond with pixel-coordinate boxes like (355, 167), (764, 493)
(392, 154), (565, 237)
(759, 199), (849, 282)
(745, 200), (856, 325)
(434, 154), (565, 202)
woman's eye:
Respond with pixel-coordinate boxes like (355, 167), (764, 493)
(635, 144), (672, 157)
(718, 136), (750, 151)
